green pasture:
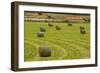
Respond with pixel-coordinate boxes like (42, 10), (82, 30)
(24, 21), (90, 62)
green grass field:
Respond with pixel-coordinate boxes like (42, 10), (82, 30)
(24, 21), (90, 62)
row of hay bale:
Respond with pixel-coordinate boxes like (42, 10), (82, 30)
(37, 26), (51, 57)
(37, 26), (45, 37)
(48, 23), (61, 30)
(37, 23), (61, 57)
(37, 23), (62, 38)
(37, 23), (86, 38)
(80, 26), (86, 34)
(68, 23), (86, 34)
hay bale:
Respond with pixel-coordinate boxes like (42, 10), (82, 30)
(38, 13), (42, 15)
(68, 23), (72, 26)
(80, 29), (86, 34)
(47, 15), (51, 19)
(80, 26), (86, 34)
(40, 26), (46, 32)
(80, 26), (85, 29)
(37, 32), (44, 37)
(39, 46), (51, 57)
(48, 23), (53, 27)
(55, 26), (61, 30)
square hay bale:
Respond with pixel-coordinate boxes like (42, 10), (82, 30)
(40, 26), (46, 32)
(39, 46), (51, 57)
(55, 26), (61, 30)
(37, 32), (44, 37)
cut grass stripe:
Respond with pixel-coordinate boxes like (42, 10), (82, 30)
(25, 39), (67, 61)
(26, 38), (90, 59)
(36, 38), (90, 59)
(45, 37), (90, 49)
(24, 40), (39, 61)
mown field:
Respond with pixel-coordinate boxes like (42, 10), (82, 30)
(24, 21), (90, 62)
